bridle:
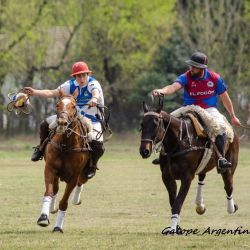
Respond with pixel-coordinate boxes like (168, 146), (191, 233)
(141, 111), (172, 154)
(56, 97), (80, 137)
(49, 97), (89, 153)
(141, 111), (207, 158)
(57, 110), (77, 129)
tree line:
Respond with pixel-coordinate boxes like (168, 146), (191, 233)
(0, 0), (249, 135)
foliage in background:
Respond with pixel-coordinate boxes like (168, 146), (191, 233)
(0, 0), (249, 134)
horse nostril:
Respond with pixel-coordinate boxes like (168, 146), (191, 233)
(144, 149), (150, 156)
(140, 147), (150, 158)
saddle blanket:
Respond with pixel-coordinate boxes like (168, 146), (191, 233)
(171, 105), (234, 142)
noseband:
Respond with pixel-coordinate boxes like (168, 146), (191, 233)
(141, 111), (171, 153)
(58, 110), (77, 127)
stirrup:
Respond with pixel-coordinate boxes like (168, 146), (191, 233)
(217, 157), (232, 169)
(85, 166), (99, 179)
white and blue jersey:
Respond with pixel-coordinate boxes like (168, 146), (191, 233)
(58, 76), (104, 123)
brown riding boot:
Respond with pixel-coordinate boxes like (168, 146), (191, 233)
(84, 141), (105, 179)
(31, 120), (49, 161)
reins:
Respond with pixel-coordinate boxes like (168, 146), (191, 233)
(50, 97), (90, 153)
(81, 104), (113, 142)
(239, 124), (250, 130)
(141, 111), (208, 158)
(141, 111), (172, 154)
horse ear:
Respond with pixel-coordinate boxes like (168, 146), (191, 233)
(156, 98), (163, 113)
(72, 88), (79, 99)
(58, 87), (65, 98)
(142, 101), (149, 113)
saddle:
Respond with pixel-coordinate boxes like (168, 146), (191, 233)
(182, 112), (207, 138)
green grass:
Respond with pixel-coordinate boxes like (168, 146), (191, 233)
(0, 135), (250, 250)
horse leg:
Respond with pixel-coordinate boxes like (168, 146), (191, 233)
(221, 170), (238, 214)
(168, 176), (193, 233)
(195, 173), (206, 215)
(162, 172), (177, 208)
(72, 185), (83, 205)
(50, 177), (59, 214)
(72, 176), (88, 205)
(221, 141), (238, 214)
(53, 178), (77, 233)
(37, 165), (54, 227)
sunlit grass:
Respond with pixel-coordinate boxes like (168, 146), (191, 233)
(0, 135), (249, 249)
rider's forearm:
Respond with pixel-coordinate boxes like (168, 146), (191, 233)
(34, 89), (59, 98)
(92, 89), (99, 99)
(161, 82), (182, 95)
(220, 91), (236, 117)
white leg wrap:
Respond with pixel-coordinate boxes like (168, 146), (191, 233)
(170, 214), (179, 231)
(195, 181), (205, 206)
(41, 196), (52, 216)
(54, 209), (66, 229)
(72, 185), (84, 205)
(227, 195), (235, 214)
(49, 194), (57, 213)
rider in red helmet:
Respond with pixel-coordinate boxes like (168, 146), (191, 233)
(152, 52), (241, 170)
(71, 61), (92, 76)
(24, 61), (105, 179)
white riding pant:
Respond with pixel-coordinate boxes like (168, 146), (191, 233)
(45, 115), (103, 142)
(206, 107), (231, 135)
(171, 105), (234, 142)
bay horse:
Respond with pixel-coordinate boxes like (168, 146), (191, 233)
(37, 96), (91, 233)
(139, 101), (239, 234)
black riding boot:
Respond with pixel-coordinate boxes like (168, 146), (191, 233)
(152, 158), (160, 165)
(85, 141), (105, 179)
(215, 133), (232, 169)
(31, 120), (49, 161)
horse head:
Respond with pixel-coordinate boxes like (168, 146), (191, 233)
(56, 95), (77, 134)
(140, 100), (166, 158)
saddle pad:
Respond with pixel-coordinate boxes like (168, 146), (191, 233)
(186, 113), (207, 138)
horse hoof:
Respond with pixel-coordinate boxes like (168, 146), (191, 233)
(234, 204), (238, 213)
(162, 225), (183, 235)
(53, 227), (63, 233)
(37, 214), (50, 227)
(72, 200), (81, 205)
(196, 205), (206, 215)
(50, 208), (59, 214)
(162, 227), (175, 235)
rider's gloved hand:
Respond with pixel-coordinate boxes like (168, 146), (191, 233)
(88, 97), (98, 108)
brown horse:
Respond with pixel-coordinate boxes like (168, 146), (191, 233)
(37, 96), (91, 233)
(139, 102), (239, 234)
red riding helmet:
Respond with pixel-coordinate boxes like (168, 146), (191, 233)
(71, 61), (92, 76)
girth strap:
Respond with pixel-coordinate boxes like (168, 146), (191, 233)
(163, 146), (207, 158)
(48, 140), (90, 153)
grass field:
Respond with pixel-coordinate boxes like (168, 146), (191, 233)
(0, 134), (250, 250)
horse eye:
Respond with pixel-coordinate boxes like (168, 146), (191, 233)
(154, 117), (159, 124)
